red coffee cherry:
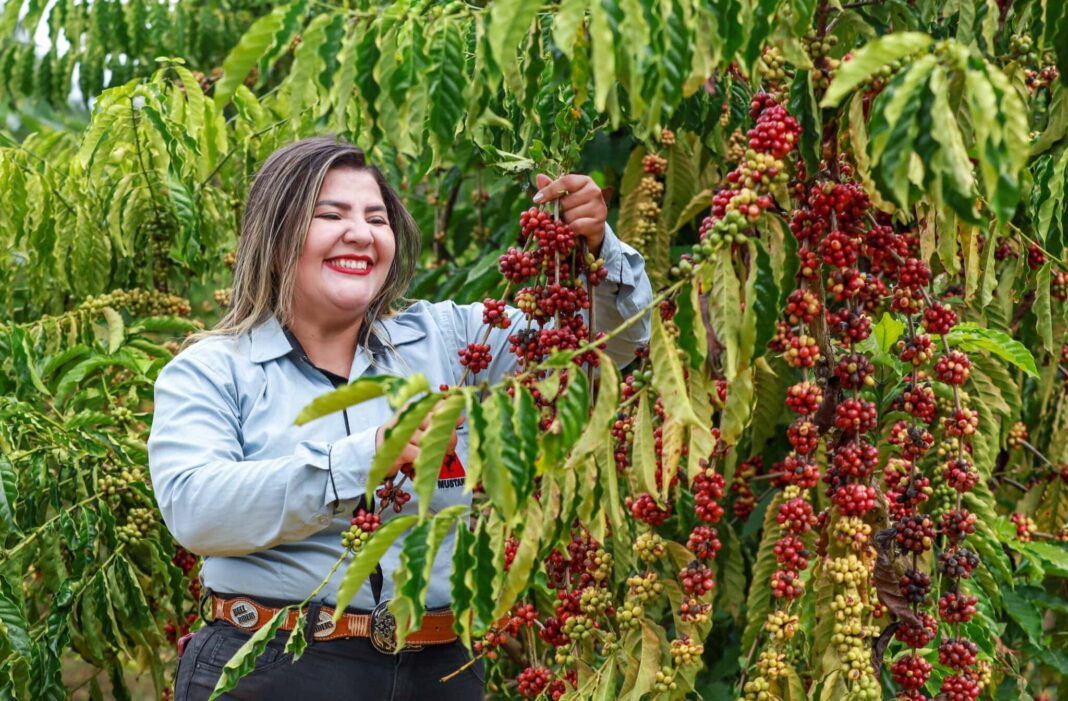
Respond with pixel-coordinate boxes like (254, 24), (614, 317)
(517, 666), (552, 698)
(777, 497), (818, 534)
(680, 561), (715, 596)
(625, 493), (672, 526)
(899, 569), (932, 605)
(922, 302), (959, 334)
(895, 514), (936, 553)
(786, 420), (821, 454)
(938, 548), (980, 579)
(941, 674), (981, 701)
(773, 535), (810, 570)
(891, 654), (932, 690)
(692, 467), (726, 524)
(831, 484), (878, 517)
(784, 288), (822, 325)
(943, 458), (979, 492)
(895, 612), (938, 648)
(686, 525), (722, 561)
(939, 638), (979, 670)
(458, 343), (492, 372)
(941, 509), (977, 544)
(834, 398), (878, 435)
(785, 381), (823, 415)
(833, 353), (875, 390)
(832, 441), (879, 478)
(939, 592), (978, 623)
(776, 453), (821, 489)
(770, 568), (805, 599)
(935, 350), (972, 385)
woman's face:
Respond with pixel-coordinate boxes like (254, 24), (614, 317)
(292, 167), (396, 329)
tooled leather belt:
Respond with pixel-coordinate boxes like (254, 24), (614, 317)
(210, 594), (456, 654)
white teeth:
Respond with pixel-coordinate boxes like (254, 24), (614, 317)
(330, 259), (369, 270)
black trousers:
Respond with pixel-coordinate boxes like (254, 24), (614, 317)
(174, 620), (485, 700)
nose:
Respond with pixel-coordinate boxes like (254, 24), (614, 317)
(342, 218), (376, 247)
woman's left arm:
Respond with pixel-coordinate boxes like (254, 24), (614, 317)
(444, 174), (653, 381)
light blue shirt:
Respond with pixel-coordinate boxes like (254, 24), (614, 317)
(148, 226), (651, 609)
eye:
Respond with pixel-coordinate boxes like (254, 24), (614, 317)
(369, 217), (389, 226)
(317, 213), (342, 220)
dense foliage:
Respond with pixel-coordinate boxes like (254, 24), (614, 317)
(2, 0), (1068, 699)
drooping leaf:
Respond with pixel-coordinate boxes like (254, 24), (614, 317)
(411, 393), (465, 521)
(333, 515), (418, 616)
(821, 32), (934, 108)
(946, 322), (1039, 377)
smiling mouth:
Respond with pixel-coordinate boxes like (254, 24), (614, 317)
(325, 258), (372, 275)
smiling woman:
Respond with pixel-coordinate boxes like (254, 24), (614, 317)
(146, 136), (652, 700)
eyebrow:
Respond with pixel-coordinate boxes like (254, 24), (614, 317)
(314, 199), (388, 214)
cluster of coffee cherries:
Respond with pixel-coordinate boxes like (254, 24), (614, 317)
(674, 94), (799, 282)
(629, 129), (675, 250)
(489, 203), (608, 378)
(340, 507), (381, 552)
(165, 546), (202, 648)
(80, 288), (192, 317)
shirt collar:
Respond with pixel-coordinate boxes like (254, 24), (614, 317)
(247, 314), (427, 364)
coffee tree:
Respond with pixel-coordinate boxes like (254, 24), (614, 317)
(1, 0), (1067, 699)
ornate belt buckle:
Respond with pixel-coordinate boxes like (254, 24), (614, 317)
(369, 600), (399, 654)
(369, 600), (422, 654)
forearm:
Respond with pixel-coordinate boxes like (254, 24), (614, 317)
(150, 427), (377, 557)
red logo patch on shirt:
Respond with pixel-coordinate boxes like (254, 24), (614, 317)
(437, 452), (465, 488)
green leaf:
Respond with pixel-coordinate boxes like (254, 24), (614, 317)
(411, 393), (465, 521)
(552, 0), (589, 59)
(427, 21), (467, 148)
(789, 70), (821, 176)
(392, 505), (466, 647)
(821, 32), (934, 108)
(487, 0), (543, 96)
(295, 376), (401, 425)
(673, 283), (708, 369)
(213, 2), (306, 107)
(750, 357), (787, 452)
(209, 608), (291, 700)
(945, 322), (1039, 377)
(492, 501), (543, 620)
(868, 57), (937, 208)
(741, 494), (783, 653)
(587, 0), (616, 113)
(332, 515), (418, 616)
(873, 312), (905, 353)
(1003, 588), (1044, 647)
(1026, 542), (1068, 576)
(632, 393), (659, 498)
(746, 241), (779, 363)
(650, 313), (700, 426)
(1035, 263), (1054, 353)
(470, 518), (498, 634)
(450, 520), (476, 647)
(367, 394), (440, 504)
(670, 189), (714, 234)
(101, 307), (124, 354)
(478, 391), (518, 521)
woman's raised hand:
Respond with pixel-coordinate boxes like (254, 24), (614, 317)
(532, 173), (608, 255)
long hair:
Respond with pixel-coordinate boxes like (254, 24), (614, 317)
(191, 136), (420, 348)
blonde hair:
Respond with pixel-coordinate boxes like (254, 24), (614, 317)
(191, 136), (420, 349)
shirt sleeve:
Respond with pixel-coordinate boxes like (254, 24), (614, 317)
(148, 351), (376, 557)
(442, 223), (653, 383)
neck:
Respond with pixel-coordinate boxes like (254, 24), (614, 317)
(287, 315), (365, 378)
